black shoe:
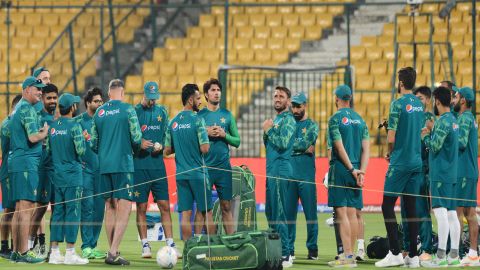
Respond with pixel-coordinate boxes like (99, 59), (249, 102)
(105, 252), (130, 265)
(0, 249), (12, 259)
(308, 249), (318, 260)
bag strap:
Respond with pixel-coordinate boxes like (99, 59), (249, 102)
(219, 233), (252, 249)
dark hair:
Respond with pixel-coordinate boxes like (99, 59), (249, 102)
(181, 83), (199, 106)
(440, 80), (454, 91)
(109, 79), (124, 90)
(84, 86), (103, 108)
(42, 83), (58, 95)
(413, 86), (432, 99)
(398, 67), (416, 90)
(275, 86), (291, 98)
(433, 86), (451, 107)
(465, 99), (473, 108)
(203, 78), (222, 101)
(59, 105), (73, 116)
(12, 94), (22, 108)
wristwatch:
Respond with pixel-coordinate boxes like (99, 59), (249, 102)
(348, 167), (354, 173)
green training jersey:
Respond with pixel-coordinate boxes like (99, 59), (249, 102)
(47, 117), (86, 187)
(327, 108), (369, 165)
(74, 112), (99, 174)
(198, 107), (240, 168)
(165, 110), (209, 180)
(456, 110), (478, 179)
(291, 118), (319, 181)
(264, 111), (296, 173)
(387, 93), (423, 169)
(90, 100), (142, 174)
(421, 111), (435, 167)
(0, 117), (11, 180)
(8, 99), (42, 173)
(423, 112), (458, 183)
(39, 110), (55, 170)
(133, 104), (169, 170)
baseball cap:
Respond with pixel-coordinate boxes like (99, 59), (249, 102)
(334, 85), (352, 101)
(458, 87), (474, 101)
(144, 81), (160, 100)
(22, 76), (46, 90)
(32, 67), (48, 78)
(58, 93), (81, 109)
(291, 92), (307, 105)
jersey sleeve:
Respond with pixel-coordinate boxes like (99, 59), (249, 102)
(127, 106), (142, 151)
(196, 117), (209, 145)
(225, 113), (240, 148)
(457, 114), (471, 151)
(20, 106), (40, 137)
(362, 121), (370, 141)
(328, 116), (342, 144)
(293, 121), (319, 152)
(326, 130), (332, 150)
(72, 123), (86, 157)
(422, 118), (449, 154)
(266, 115), (296, 150)
(90, 118), (99, 154)
(387, 100), (401, 131)
(161, 107), (169, 146)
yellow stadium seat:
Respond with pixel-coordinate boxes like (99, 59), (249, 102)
(244, 6), (262, 15)
(160, 76), (177, 91)
(168, 48), (186, 62)
(29, 39), (46, 50)
(255, 49), (272, 62)
(143, 61), (158, 76)
(19, 50), (37, 63)
(126, 14), (143, 28)
(211, 6), (225, 15)
(371, 61), (389, 75)
(42, 14), (60, 27)
(451, 22), (469, 35)
(226, 49), (237, 62)
(457, 2), (472, 12)
(354, 61), (370, 75)
(199, 14), (216, 27)
(328, 5), (344, 15)
(283, 14), (299, 27)
(366, 47), (383, 61)
(289, 26), (305, 39)
(383, 23), (395, 36)
(361, 36), (377, 47)
(15, 25), (33, 38)
(267, 38), (284, 50)
(271, 26), (288, 39)
(261, 6), (277, 14)
(383, 46), (397, 61)
(193, 62), (211, 76)
(153, 48), (166, 62)
(237, 48), (254, 63)
(159, 62), (176, 76)
(284, 38), (301, 52)
(76, 14), (93, 27)
(233, 38), (250, 50)
(176, 62), (193, 76)
(250, 14), (266, 27)
(350, 46), (366, 61)
(215, 14), (232, 27)
(126, 75), (143, 91)
(457, 61), (473, 76)
(448, 33), (464, 47)
(187, 48), (204, 61)
(277, 6), (293, 14)
(183, 38), (200, 50)
(300, 13), (316, 27)
(399, 45), (414, 61)
(251, 38), (267, 50)
(11, 38), (28, 50)
(237, 26), (254, 39)
(199, 38), (217, 49)
(377, 36), (393, 48)
(453, 45), (470, 61)
(165, 38), (182, 50)
(316, 14), (333, 28)
(204, 26), (221, 39)
(266, 14), (282, 27)
(9, 13), (25, 24)
(233, 14), (249, 27)
(229, 6), (244, 15)
(421, 3), (439, 13)
(203, 49), (222, 62)
(254, 26), (270, 39)
(449, 10), (463, 23)
(356, 75), (373, 90)
(272, 49), (289, 63)
(188, 27), (203, 39)
(23, 13), (42, 26)
(311, 5), (328, 14)
(178, 75), (195, 87)
(373, 75), (391, 91)
(304, 25), (322, 40)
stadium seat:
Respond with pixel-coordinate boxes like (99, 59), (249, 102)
(373, 75), (391, 91)
(356, 75), (373, 90)
(304, 25), (322, 40)
(143, 61), (159, 76)
(125, 75), (143, 91)
(215, 14), (232, 27)
(267, 38), (284, 50)
(289, 26), (305, 39)
(199, 14), (215, 27)
(204, 26), (221, 39)
(453, 45), (470, 61)
(188, 27), (203, 39)
(193, 61), (211, 76)
(283, 14), (299, 27)
(370, 61), (389, 75)
(255, 49), (272, 62)
(159, 62), (176, 76)
(237, 48), (255, 63)
(254, 26), (271, 39)
(203, 49), (222, 62)
(361, 36), (377, 48)
(176, 62), (193, 76)
(251, 38), (267, 50)
(250, 14), (266, 27)
(165, 38), (182, 50)
(261, 6), (277, 14)
(245, 6), (262, 15)
(266, 14), (282, 27)
(383, 23), (395, 36)
(300, 13), (316, 27)
(233, 38), (250, 50)
(328, 5), (344, 15)
(316, 14), (333, 28)
(350, 46), (366, 61)
(365, 46), (383, 61)
(233, 14), (249, 27)
(284, 38), (301, 52)
(457, 61), (473, 76)
(271, 26), (288, 39)
(237, 26), (254, 39)
(354, 61), (370, 75)
(271, 49), (289, 63)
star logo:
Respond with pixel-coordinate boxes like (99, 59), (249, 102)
(134, 191), (140, 197)
(33, 189), (37, 196)
(274, 124), (279, 129)
(220, 117), (226, 124)
(302, 128), (307, 134)
(157, 115), (162, 122)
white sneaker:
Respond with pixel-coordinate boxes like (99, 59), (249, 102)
(282, 255), (293, 268)
(64, 251), (89, 265)
(375, 251), (404, 267)
(460, 255), (480, 267)
(404, 256), (420, 268)
(141, 243), (152, 258)
(48, 250), (64, 264)
(356, 249), (365, 261)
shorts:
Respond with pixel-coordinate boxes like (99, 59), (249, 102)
(455, 177), (477, 207)
(133, 169), (169, 203)
(430, 181), (456, 210)
(11, 171), (39, 202)
(327, 162), (363, 209)
(208, 166), (232, 200)
(1, 177), (14, 209)
(176, 179), (212, 212)
(37, 169), (53, 204)
(384, 166), (422, 197)
(100, 173), (134, 201)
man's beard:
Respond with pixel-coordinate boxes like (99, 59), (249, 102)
(46, 104), (56, 114)
(193, 103), (199, 112)
(210, 100), (220, 106)
(434, 104), (439, 116)
(453, 102), (461, 113)
(293, 110), (305, 121)
(274, 103), (286, 113)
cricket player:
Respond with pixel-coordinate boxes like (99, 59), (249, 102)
(421, 86), (461, 267)
(0, 94), (22, 259)
(164, 83), (213, 240)
(263, 86), (296, 268)
(400, 86), (434, 261)
(440, 80), (458, 118)
(90, 79), (142, 265)
(376, 67), (423, 268)
(286, 92), (319, 260)
(452, 87), (479, 266)
(133, 82), (178, 258)
(9, 76), (48, 263)
(75, 87), (106, 259)
(47, 93), (88, 265)
(327, 85), (369, 268)
(196, 78), (240, 235)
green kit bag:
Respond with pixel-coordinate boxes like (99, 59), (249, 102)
(213, 165), (257, 234)
(182, 230), (282, 270)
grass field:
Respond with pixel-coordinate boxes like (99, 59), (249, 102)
(0, 212), (411, 269)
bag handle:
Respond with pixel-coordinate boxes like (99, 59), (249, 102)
(219, 233), (252, 249)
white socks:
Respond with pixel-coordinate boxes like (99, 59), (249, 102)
(468, 249), (478, 257)
(433, 208), (449, 251)
(166, 238), (174, 247)
(447, 210), (460, 257)
(357, 239), (364, 250)
(433, 208), (461, 258)
(141, 238), (148, 246)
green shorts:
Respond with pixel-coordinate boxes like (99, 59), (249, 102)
(100, 173), (133, 201)
(208, 166), (232, 200)
(37, 169), (53, 204)
(1, 177), (14, 209)
(176, 179), (212, 212)
(11, 171), (39, 202)
(430, 181), (456, 210)
(456, 177), (477, 207)
(327, 162), (363, 209)
(384, 166), (422, 197)
(133, 169), (169, 203)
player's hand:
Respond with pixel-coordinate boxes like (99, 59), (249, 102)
(39, 122), (49, 137)
(356, 173), (365, 187)
(141, 139), (154, 150)
(214, 126), (226, 138)
(385, 153), (390, 162)
(421, 127), (430, 137)
(82, 130), (91, 141)
(425, 119), (434, 131)
(207, 126), (216, 137)
(152, 142), (163, 153)
(305, 145), (315, 154)
(263, 119), (273, 132)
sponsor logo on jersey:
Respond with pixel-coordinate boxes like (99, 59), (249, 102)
(342, 117), (361, 125)
(453, 123), (459, 131)
(98, 108), (120, 118)
(50, 128), (67, 136)
(172, 122), (178, 131)
(141, 124), (161, 132)
(98, 109), (105, 117)
(406, 104), (422, 113)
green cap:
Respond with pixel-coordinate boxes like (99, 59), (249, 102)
(334, 84), (352, 101)
(32, 67), (48, 78)
(452, 85), (459, 92)
(291, 92), (307, 104)
(458, 87), (474, 101)
(22, 76), (46, 90)
(144, 81), (160, 100)
(58, 93), (81, 109)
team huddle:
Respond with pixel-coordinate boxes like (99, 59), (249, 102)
(0, 65), (478, 268)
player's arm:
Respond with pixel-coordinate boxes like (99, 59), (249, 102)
(225, 115), (240, 148)
(160, 108), (170, 147)
(422, 120), (448, 154)
(360, 124), (370, 172)
(386, 100), (401, 156)
(293, 121), (319, 152)
(326, 130), (332, 161)
(265, 116), (296, 150)
(197, 117), (210, 154)
(457, 115), (470, 151)
(329, 117), (354, 171)
(72, 123), (86, 157)
(0, 123), (10, 155)
(45, 133), (51, 154)
(22, 107), (48, 143)
(164, 124), (174, 156)
(127, 106), (142, 153)
(90, 120), (99, 153)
